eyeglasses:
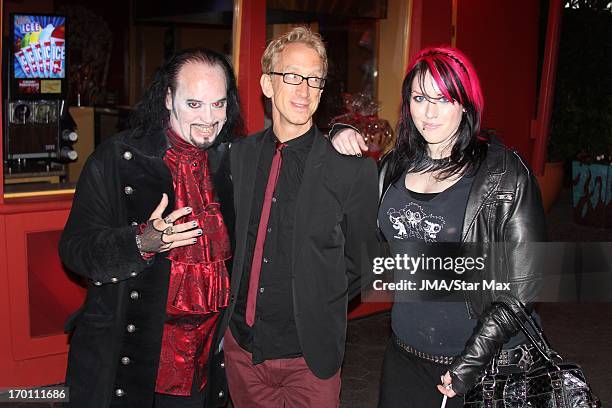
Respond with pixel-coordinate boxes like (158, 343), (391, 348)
(268, 72), (326, 89)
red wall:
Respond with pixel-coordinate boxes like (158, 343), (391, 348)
(455, 0), (540, 162)
(0, 201), (84, 388)
(422, 0), (453, 48)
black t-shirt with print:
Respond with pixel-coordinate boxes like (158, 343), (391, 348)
(378, 172), (476, 356)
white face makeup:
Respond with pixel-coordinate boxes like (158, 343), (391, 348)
(409, 70), (464, 159)
(165, 62), (228, 149)
(260, 42), (324, 141)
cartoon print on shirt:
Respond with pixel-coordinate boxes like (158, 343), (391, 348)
(403, 203), (425, 239)
(387, 208), (408, 239)
(386, 203), (446, 242)
(421, 214), (445, 242)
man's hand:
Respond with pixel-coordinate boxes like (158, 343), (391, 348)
(331, 128), (368, 156)
(137, 194), (202, 253)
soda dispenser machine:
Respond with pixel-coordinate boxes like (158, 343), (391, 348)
(4, 14), (77, 181)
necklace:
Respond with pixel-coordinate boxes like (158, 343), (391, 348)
(423, 155), (451, 167)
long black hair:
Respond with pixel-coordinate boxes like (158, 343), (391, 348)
(389, 47), (487, 182)
(130, 48), (244, 143)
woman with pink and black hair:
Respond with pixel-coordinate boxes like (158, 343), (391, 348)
(333, 46), (546, 406)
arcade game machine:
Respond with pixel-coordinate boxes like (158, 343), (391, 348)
(3, 13), (77, 187)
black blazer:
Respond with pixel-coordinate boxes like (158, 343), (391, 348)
(218, 127), (379, 379)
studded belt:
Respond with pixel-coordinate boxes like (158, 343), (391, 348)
(392, 333), (540, 371)
(392, 333), (455, 365)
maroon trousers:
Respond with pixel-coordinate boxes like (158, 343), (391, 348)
(224, 329), (341, 408)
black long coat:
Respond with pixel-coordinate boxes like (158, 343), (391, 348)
(59, 129), (234, 408)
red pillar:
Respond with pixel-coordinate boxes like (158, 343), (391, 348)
(1, 0), (4, 202)
(531, 0), (563, 175)
(407, 0), (423, 70)
(235, 0), (266, 135)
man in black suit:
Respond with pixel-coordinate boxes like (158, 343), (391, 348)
(218, 27), (379, 407)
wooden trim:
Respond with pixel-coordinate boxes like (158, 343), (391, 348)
(232, 0), (243, 80)
(376, 0), (415, 134)
(3, 190), (75, 200)
(403, 0), (414, 73)
(4, 176), (61, 185)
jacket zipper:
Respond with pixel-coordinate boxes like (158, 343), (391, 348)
(495, 192), (514, 201)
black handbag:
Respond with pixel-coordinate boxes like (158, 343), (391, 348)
(464, 302), (600, 407)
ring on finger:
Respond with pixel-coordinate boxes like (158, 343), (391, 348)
(160, 242), (172, 251)
(164, 216), (173, 224)
(163, 226), (175, 235)
(161, 233), (171, 244)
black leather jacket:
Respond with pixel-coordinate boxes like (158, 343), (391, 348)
(378, 139), (547, 394)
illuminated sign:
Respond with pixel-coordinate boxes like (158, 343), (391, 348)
(13, 15), (66, 79)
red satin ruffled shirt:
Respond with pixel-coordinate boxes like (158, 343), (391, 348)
(154, 129), (231, 395)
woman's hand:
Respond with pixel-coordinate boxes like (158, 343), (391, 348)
(437, 372), (457, 398)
